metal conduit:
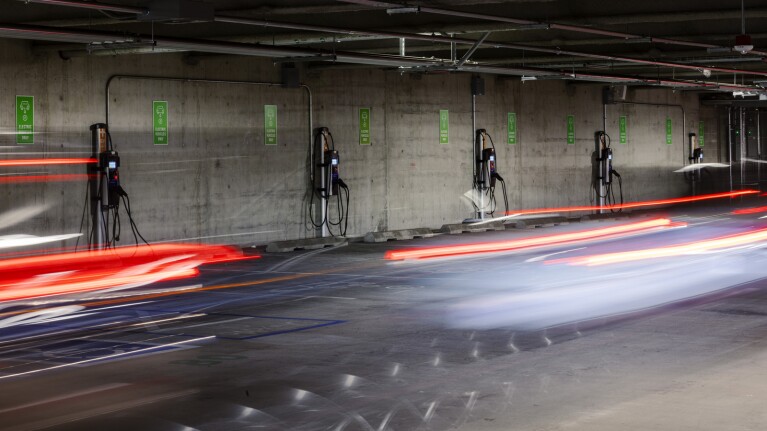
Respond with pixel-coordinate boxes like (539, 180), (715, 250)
(609, 101), (687, 166)
(0, 23), (764, 93)
(16, 0), (767, 79)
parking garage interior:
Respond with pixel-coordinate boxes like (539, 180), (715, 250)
(3, 0), (767, 430)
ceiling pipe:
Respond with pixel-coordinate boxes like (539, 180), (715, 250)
(214, 16), (767, 78)
(16, 0), (767, 78)
(20, 0), (146, 15)
(336, 0), (767, 56)
(3, 22), (763, 94)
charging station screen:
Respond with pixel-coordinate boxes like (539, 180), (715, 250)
(332, 158), (338, 166)
(108, 161), (117, 169)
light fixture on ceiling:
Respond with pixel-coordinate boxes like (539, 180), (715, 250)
(520, 76), (537, 82)
(87, 39), (156, 52)
(386, 7), (420, 15)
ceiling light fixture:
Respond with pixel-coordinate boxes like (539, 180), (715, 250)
(386, 7), (420, 15)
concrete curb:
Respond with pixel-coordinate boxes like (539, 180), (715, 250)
(508, 216), (569, 229)
(439, 221), (506, 234)
(265, 237), (347, 252)
(363, 228), (436, 243)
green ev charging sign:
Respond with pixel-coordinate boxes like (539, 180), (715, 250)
(566, 115), (575, 144)
(153, 100), (168, 145)
(16, 96), (34, 145)
(619, 116), (627, 144)
(439, 110), (449, 144)
(359, 108), (371, 145)
(666, 117), (673, 145)
(264, 105), (277, 145)
(699, 121), (705, 146)
(507, 112), (517, 145)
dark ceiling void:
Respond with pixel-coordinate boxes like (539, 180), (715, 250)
(4, 0), (767, 97)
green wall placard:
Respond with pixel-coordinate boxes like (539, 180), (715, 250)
(153, 100), (168, 145)
(439, 110), (449, 144)
(359, 108), (371, 145)
(566, 115), (575, 144)
(264, 105), (277, 145)
(619, 116), (627, 144)
(16, 95), (33, 145)
(507, 112), (517, 145)
(699, 121), (705, 147)
(665, 117), (673, 145)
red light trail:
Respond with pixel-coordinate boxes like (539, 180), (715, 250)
(504, 190), (759, 216)
(560, 227), (767, 266)
(0, 244), (258, 302)
(0, 158), (96, 167)
(385, 218), (679, 261)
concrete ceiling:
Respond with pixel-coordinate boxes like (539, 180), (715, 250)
(3, 0), (767, 95)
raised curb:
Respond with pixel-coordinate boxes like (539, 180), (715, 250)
(363, 228), (436, 243)
(265, 237), (347, 252)
(440, 221), (506, 234)
(507, 215), (569, 229)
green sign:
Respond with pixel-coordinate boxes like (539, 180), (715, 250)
(264, 105), (277, 145)
(619, 116), (627, 144)
(153, 100), (168, 145)
(665, 117), (673, 145)
(699, 121), (705, 147)
(566, 115), (575, 144)
(359, 108), (371, 145)
(507, 112), (517, 145)
(439, 110), (449, 144)
(16, 95), (33, 145)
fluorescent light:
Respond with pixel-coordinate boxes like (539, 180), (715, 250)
(387, 7), (420, 14)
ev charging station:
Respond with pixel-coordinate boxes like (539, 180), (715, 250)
(89, 123), (145, 249)
(469, 128), (508, 221)
(595, 130), (622, 212)
(688, 132), (703, 195)
(310, 127), (350, 237)
(90, 123), (113, 249)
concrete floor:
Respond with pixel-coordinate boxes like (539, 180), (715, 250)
(2, 205), (767, 430)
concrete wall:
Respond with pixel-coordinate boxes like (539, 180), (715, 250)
(0, 39), (716, 249)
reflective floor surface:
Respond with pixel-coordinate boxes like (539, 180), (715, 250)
(2, 201), (767, 430)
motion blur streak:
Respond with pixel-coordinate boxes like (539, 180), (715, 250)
(0, 158), (96, 167)
(0, 335), (215, 381)
(732, 206), (767, 215)
(563, 227), (767, 266)
(503, 189), (759, 216)
(385, 218), (677, 260)
(0, 174), (93, 184)
(0, 244), (256, 302)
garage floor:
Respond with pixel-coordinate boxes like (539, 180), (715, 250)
(2, 204), (767, 430)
